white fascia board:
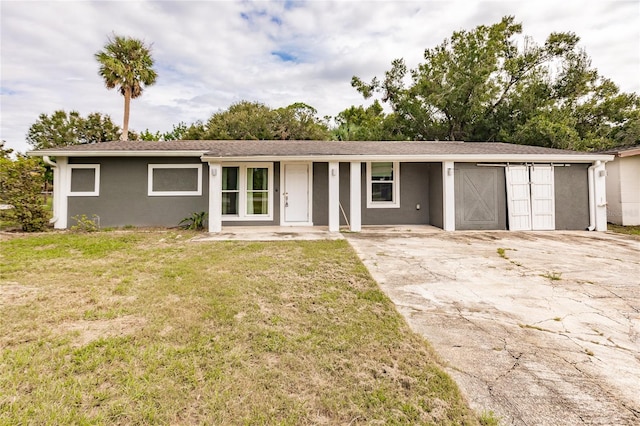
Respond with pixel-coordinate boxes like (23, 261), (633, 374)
(201, 153), (615, 163)
(28, 150), (208, 157)
(28, 151), (615, 163)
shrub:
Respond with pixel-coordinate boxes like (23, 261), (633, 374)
(0, 156), (49, 232)
(179, 211), (207, 230)
(70, 214), (100, 232)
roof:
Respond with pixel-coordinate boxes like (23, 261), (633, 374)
(601, 145), (640, 158)
(28, 140), (613, 162)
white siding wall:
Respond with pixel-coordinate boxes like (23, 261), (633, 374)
(620, 156), (640, 225)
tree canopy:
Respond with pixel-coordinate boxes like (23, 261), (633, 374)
(27, 110), (121, 150)
(182, 101), (330, 140)
(95, 34), (157, 141)
(351, 16), (639, 150)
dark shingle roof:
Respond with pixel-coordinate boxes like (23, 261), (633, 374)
(30, 139), (600, 158)
(600, 144), (640, 158)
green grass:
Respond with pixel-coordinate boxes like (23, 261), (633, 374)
(608, 224), (640, 236)
(0, 231), (479, 425)
(541, 271), (562, 281)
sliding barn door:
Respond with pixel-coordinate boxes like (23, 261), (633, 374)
(506, 165), (555, 231)
(506, 166), (532, 230)
(530, 166), (555, 230)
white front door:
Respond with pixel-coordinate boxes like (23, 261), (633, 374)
(506, 165), (555, 230)
(282, 163), (311, 224)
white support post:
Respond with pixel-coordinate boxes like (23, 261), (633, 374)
(594, 162), (608, 231)
(56, 157), (69, 229)
(208, 163), (222, 233)
(328, 162), (340, 232)
(442, 161), (455, 231)
(349, 162), (362, 232)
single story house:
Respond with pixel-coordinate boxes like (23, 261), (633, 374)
(603, 145), (640, 226)
(28, 140), (613, 233)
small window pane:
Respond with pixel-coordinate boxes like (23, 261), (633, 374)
(247, 191), (268, 214)
(371, 162), (393, 181)
(222, 192), (238, 215)
(222, 167), (239, 190)
(247, 168), (268, 190)
(153, 168), (198, 192)
(70, 168), (96, 192)
(372, 182), (393, 202)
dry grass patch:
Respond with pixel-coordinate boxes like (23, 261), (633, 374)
(1, 231), (479, 425)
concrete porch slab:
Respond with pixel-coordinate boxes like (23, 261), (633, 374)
(191, 226), (345, 241)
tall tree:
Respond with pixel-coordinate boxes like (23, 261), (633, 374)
(27, 110), (121, 150)
(95, 34), (157, 141)
(352, 16), (639, 150)
(185, 100), (330, 140)
(273, 103), (330, 140)
(333, 101), (405, 141)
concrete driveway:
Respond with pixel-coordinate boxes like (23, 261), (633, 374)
(345, 229), (640, 425)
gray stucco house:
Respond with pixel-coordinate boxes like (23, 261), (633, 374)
(29, 140), (613, 233)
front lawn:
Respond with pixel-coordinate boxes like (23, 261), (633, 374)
(0, 231), (479, 425)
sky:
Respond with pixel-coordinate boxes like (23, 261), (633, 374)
(1, 0), (639, 154)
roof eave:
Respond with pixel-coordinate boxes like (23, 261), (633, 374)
(200, 153), (615, 163)
(617, 148), (640, 158)
(28, 150), (208, 157)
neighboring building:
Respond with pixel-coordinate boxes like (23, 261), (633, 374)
(604, 145), (640, 226)
(28, 140), (613, 232)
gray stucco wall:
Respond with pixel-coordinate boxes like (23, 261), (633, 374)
(313, 162), (437, 227)
(554, 164), (590, 230)
(361, 162), (431, 225)
(428, 163), (443, 229)
(312, 163), (329, 226)
(68, 157), (208, 228)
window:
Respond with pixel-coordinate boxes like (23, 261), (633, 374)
(367, 161), (400, 208)
(69, 164), (100, 196)
(148, 164), (202, 196)
(222, 166), (239, 215)
(222, 163), (273, 220)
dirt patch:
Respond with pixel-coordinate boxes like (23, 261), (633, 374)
(0, 283), (40, 306)
(58, 315), (146, 347)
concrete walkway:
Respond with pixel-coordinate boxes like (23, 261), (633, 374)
(191, 225), (442, 241)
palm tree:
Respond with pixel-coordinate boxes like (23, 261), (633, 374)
(95, 34), (157, 141)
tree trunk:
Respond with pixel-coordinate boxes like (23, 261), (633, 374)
(121, 87), (131, 141)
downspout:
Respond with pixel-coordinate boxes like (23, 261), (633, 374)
(42, 156), (58, 225)
(586, 161), (599, 231)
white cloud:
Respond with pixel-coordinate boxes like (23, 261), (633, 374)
(1, 0), (638, 153)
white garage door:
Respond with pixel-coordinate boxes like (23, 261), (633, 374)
(506, 165), (555, 231)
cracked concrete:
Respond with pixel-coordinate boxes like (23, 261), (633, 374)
(346, 229), (640, 425)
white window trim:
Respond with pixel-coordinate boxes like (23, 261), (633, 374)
(148, 164), (202, 196)
(222, 163), (274, 221)
(366, 161), (400, 208)
(68, 164), (100, 197)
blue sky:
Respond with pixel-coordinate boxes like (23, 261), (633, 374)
(1, 0), (639, 153)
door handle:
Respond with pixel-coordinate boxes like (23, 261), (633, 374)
(284, 192), (288, 208)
